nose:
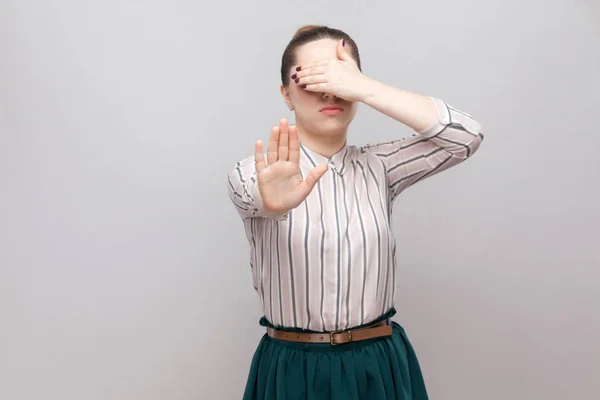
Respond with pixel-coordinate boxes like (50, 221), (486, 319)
(322, 92), (336, 100)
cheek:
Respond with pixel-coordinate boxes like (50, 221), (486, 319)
(294, 91), (319, 108)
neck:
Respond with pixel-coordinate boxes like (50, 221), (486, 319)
(295, 121), (347, 158)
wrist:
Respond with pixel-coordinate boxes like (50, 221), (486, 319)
(357, 75), (382, 103)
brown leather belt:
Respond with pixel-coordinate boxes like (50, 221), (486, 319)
(267, 320), (392, 346)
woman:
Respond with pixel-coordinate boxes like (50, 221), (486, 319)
(228, 25), (483, 400)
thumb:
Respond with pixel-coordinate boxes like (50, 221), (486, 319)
(336, 39), (352, 62)
(302, 164), (328, 194)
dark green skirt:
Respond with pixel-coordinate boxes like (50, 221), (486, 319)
(243, 309), (429, 400)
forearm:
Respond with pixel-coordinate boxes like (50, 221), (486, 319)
(358, 77), (438, 132)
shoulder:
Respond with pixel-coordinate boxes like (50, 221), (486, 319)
(347, 144), (387, 169)
(349, 143), (395, 160)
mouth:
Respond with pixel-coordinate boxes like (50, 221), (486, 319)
(320, 105), (344, 114)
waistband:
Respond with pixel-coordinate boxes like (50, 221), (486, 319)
(258, 307), (397, 334)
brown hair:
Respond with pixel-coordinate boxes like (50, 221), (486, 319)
(280, 25), (362, 87)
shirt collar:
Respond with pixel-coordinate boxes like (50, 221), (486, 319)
(299, 141), (350, 175)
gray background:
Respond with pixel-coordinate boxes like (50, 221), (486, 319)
(1, 0), (598, 399)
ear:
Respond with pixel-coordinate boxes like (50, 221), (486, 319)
(336, 38), (353, 62)
(280, 84), (294, 111)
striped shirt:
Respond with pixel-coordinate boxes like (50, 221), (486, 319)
(227, 97), (484, 332)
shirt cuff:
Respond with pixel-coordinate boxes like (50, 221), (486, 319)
(417, 97), (451, 138)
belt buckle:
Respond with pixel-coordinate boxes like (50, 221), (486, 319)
(329, 329), (352, 346)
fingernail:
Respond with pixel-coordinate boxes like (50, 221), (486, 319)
(295, 78), (299, 83)
(296, 66), (301, 71)
(291, 74), (297, 79)
(343, 39), (345, 47)
(301, 84), (307, 89)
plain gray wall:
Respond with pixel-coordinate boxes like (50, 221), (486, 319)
(1, 0), (598, 399)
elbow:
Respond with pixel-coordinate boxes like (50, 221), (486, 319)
(459, 119), (484, 159)
(469, 130), (484, 157)
(443, 132), (484, 162)
(472, 118), (485, 148)
(227, 167), (246, 204)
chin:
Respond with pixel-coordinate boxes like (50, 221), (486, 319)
(309, 123), (343, 136)
(320, 117), (351, 132)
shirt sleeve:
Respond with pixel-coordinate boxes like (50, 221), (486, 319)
(359, 97), (484, 202)
(227, 154), (289, 220)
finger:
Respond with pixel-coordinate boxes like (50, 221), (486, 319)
(288, 125), (300, 164)
(294, 60), (329, 71)
(301, 164), (328, 194)
(293, 66), (327, 80)
(297, 74), (328, 86)
(267, 125), (279, 165)
(255, 140), (266, 174)
(278, 119), (289, 161)
(336, 39), (352, 62)
(336, 38), (344, 60)
(302, 83), (327, 92)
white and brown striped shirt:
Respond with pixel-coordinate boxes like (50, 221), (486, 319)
(228, 97), (484, 332)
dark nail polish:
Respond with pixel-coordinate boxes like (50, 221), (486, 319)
(296, 66), (301, 71)
(295, 78), (299, 84)
(291, 74), (297, 79)
(301, 84), (307, 89)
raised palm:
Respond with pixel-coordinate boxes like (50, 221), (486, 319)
(254, 119), (328, 214)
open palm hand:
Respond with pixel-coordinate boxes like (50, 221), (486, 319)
(254, 120), (328, 214)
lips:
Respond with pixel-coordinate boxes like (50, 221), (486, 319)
(320, 105), (344, 112)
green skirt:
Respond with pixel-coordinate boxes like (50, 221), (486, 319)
(243, 309), (429, 400)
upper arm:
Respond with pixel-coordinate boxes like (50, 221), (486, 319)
(360, 98), (484, 201)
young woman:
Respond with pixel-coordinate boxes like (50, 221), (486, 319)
(228, 25), (484, 400)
